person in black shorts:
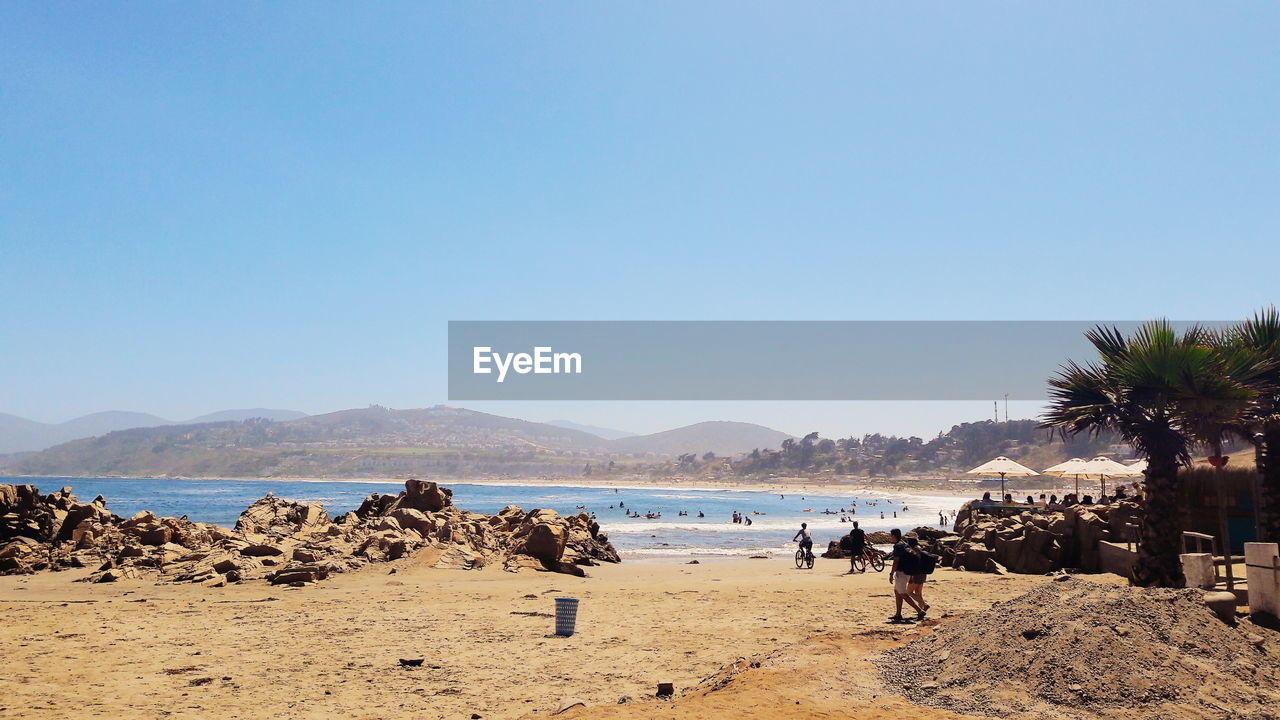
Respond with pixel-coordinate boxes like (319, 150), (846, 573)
(846, 521), (866, 573)
(793, 522), (814, 560)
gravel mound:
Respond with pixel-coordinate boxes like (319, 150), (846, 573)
(880, 577), (1280, 720)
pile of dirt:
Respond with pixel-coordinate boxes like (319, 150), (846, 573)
(880, 577), (1280, 720)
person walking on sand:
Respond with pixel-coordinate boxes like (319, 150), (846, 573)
(905, 536), (930, 620)
(888, 529), (923, 623)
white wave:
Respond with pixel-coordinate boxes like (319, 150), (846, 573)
(598, 513), (944, 535)
(620, 545), (790, 557)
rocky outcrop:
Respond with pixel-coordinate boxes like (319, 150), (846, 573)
(939, 500), (1143, 575)
(1, 485), (126, 573)
(821, 540), (848, 559)
(388, 479), (452, 513)
(0, 480), (621, 586)
(234, 494), (329, 537)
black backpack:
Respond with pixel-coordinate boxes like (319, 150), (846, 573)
(897, 546), (920, 575)
(917, 550), (939, 575)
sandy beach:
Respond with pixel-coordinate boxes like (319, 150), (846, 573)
(0, 554), (1063, 720)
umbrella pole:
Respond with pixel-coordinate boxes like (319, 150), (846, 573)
(1000, 472), (1006, 500)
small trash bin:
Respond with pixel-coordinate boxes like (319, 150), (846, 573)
(554, 597), (579, 636)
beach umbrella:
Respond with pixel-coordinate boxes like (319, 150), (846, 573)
(966, 456), (1039, 499)
(1127, 459), (1148, 474)
(1041, 457), (1091, 499)
(1077, 456), (1143, 499)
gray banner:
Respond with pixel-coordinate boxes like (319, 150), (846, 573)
(448, 321), (1216, 401)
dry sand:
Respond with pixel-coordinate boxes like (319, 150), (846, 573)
(0, 554), (1069, 720)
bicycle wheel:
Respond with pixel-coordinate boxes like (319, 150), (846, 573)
(869, 551), (886, 572)
(805, 552), (814, 570)
(851, 553), (867, 573)
(794, 549), (805, 569)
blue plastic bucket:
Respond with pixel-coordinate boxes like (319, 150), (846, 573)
(554, 597), (579, 636)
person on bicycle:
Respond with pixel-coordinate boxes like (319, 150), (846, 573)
(793, 523), (814, 560)
(846, 521), (866, 573)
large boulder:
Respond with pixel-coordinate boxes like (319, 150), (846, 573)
(822, 540), (849, 559)
(386, 480), (452, 514)
(995, 536), (1024, 570)
(492, 504), (525, 530)
(911, 526), (949, 542)
(234, 494), (330, 538)
(351, 492), (397, 519)
(388, 508), (434, 536)
(512, 509), (568, 563)
(956, 542), (995, 571)
(267, 563), (331, 585)
(54, 501), (113, 543)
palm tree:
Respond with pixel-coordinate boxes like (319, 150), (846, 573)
(1041, 321), (1259, 587)
(1223, 307), (1280, 541)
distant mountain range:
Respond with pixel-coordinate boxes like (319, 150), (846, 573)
(0, 408), (309, 454)
(611, 421), (791, 456)
(0, 406), (794, 479)
(545, 420), (636, 440)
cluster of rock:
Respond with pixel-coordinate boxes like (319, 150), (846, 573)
(929, 500), (1143, 574)
(0, 480), (619, 586)
(820, 502), (1143, 576)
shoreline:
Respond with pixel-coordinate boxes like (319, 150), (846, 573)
(2, 471), (997, 500)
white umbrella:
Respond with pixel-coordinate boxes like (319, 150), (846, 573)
(1078, 456), (1143, 499)
(966, 456), (1039, 500)
(1127, 459), (1147, 474)
(1042, 457), (1090, 499)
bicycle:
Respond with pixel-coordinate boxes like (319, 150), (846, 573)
(849, 548), (867, 573)
(794, 544), (815, 569)
(847, 546), (885, 573)
(864, 546), (887, 572)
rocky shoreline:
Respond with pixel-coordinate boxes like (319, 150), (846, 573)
(821, 500), (1145, 577)
(0, 480), (620, 585)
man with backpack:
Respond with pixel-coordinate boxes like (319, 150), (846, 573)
(841, 521), (866, 574)
(905, 535), (936, 619)
(888, 528), (924, 623)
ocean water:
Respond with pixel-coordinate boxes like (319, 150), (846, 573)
(3, 476), (965, 557)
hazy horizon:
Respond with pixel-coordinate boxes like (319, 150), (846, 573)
(5, 399), (1047, 442)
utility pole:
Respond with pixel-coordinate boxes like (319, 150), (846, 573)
(994, 401), (999, 423)
(1004, 393), (1009, 422)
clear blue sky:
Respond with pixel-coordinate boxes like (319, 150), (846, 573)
(2, 3), (1277, 437)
